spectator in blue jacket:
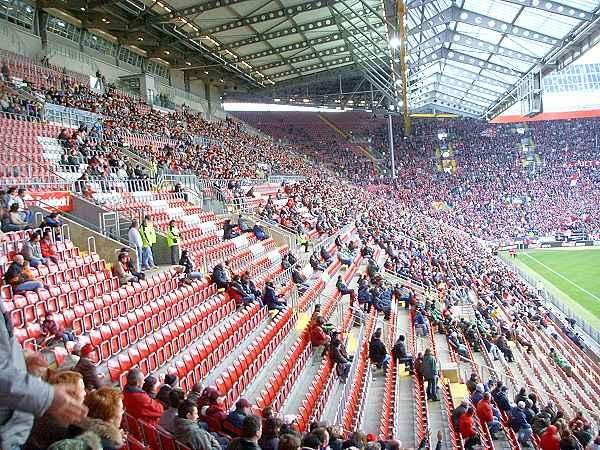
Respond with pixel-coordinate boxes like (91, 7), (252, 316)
(493, 385), (512, 413)
(226, 398), (252, 430)
(263, 281), (286, 312)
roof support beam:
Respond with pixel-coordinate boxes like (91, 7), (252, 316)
(38, 0), (117, 9)
(202, 0), (328, 35)
(270, 57), (354, 79)
(256, 45), (348, 70)
(442, 65), (513, 89)
(414, 73), (501, 101)
(240, 31), (344, 60)
(225, 17), (336, 48)
(408, 5), (562, 46)
(412, 92), (485, 113)
(412, 100), (480, 117)
(500, 0), (597, 22)
(130, 0), (252, 27)
(418, 48), (522, 78)
(330, 0), (397, 103)
(437, 48), (523, 77)
(406, 0), (438, 9)
(437, 84), (491, 107)
(434, 74), (500, 101)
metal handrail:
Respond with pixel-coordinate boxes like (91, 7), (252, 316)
(73, 178), (154, 194)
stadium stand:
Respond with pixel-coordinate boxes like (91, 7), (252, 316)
(0, 49), (599, 450)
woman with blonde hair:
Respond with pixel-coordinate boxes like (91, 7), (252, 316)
(50, 387), (125, 450)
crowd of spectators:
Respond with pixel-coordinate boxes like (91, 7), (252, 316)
(370, 117), (600, 242)
(0, 81), (43, 118)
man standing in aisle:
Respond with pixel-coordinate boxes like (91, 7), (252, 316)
(422, 348), (439, 401)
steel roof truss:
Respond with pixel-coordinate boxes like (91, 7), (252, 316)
(500, 0), (597, 22)
(439, 48), (522, 77)
(270, 56), (354, 79)
(224, 17), (337, 48)
(202, 0), (328, 35)
(132, 0), (251, 27)
(256, 45), (348, 70)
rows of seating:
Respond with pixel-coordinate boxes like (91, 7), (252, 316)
(1, 49), (87, 88)
(106, 243), (289, 383)
(115, 232), (361, 450)
(490, 295), (599, 424)
(161, 262), (297, 396)
(255, 251), (352, 415)
(0, 117), (63, 178)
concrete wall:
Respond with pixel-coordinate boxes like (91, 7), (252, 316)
(71, 196), (173, 266)
(30, 205), (133, 266)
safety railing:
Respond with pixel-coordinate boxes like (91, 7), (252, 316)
(268, 174), (307, 184)
(73, 178), (154, 194)
(0, 110), (43, 123)
(43, 103), (102, 129)
(249, 215), (297, 251)
(271, 265), (294, 288)
(383, 269), (431, 296)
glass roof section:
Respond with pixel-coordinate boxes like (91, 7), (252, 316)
(405, 0), (600, 116)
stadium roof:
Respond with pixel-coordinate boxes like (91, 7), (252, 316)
(41, 0), (600, 117)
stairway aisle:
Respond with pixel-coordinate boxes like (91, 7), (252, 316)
(243, 323), (305, 403)
(393, 307), (416, 448)
(430, 332), (456, 450)
(281, 267), (356, 416)
(356, 311), (392, 435)
(319, 263), (368, 424)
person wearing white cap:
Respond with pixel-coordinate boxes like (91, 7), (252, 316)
(509, 401), (533, 447)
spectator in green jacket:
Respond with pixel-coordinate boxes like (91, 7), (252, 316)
(140, 215), (157, 269)
(167, 219), (181, 265)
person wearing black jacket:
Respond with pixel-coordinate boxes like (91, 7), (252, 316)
(262, 281), (286, 312)
(179, 250), (203, 280)
(310, 252), (327, 272)
(320, 246), (333, 266)
(329, 335), (351, 382)
(368, 328), (390, 373)
(223, 220), (239, 240)
(391, 335), (414, 373)
(292, 265), (310, 294)
(212, 264), (230, 290)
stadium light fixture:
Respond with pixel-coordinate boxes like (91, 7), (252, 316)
(390, 37), (401, 49)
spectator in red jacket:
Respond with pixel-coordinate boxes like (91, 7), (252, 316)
(200, 389), (228, 433)
(476, 393), (501, 440)
(122, 368), (164, 425)
(540, 425), (560, 450)
(40, 230), (59, 264)
(310, 316), (331, 348)
(458, 407), (480, 449)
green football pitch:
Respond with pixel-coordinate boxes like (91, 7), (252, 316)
(512, 248), (600, 328)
